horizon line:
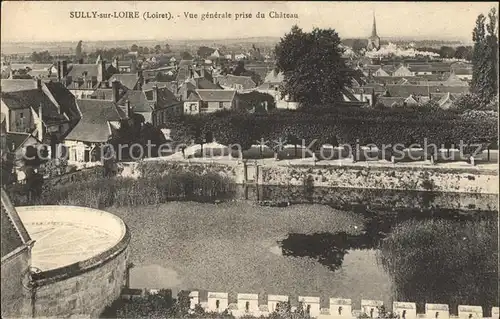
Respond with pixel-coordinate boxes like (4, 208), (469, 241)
(1, 35), (471, 44)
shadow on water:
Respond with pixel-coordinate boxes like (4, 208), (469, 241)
(266, 184), (498, 316)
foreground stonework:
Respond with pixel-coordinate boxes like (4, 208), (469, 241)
(186, 291), (497, 319)
(9, 206), (131, 318)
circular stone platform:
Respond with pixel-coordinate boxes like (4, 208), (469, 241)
(16, 205), (126, 272)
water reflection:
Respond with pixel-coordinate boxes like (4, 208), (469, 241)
(276, 202), (498, 315)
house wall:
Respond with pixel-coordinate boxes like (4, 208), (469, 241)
(354, 93), (374, 106)
(13, 136), (40, 162)
(413, 71), (432, 76)
(184, 101), (200, 115)
(1, 101), (33, 133)
(153, 104), (183, 125)
(456, 75), (473, 80)
(373, 69), (389, 76)
(1, 248), (32, 318)
(64, 140), (99, 162)
(200, 101), (233, 113)
(69, 88), (96, 99)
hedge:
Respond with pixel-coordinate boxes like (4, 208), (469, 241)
(160, 107), (498, 155)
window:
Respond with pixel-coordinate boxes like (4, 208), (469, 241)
(402, 310), (407, 319)
(19, 112), (24, 118)
(306, 305), (311, 314)
(219, 102), (224, 109)
(215, 300), (220, 309)
(201, 101), (208, 109)
(245, 302), (250, 312)
(338, 307), (343, 315)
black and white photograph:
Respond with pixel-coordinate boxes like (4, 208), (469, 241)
(0, 1), (499, 318)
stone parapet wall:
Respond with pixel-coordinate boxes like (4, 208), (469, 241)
(28, 244), (129, 318)
(120, 160), (499, 195)
(257, 164), (499, 194)
(182, 291), (498, 319)
(13, 206), (131, 318)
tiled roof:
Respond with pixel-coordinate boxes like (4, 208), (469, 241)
(142, 81), (171, 91)
(10, 63), (53, 71)
(192, 77), (221, 89)
(196, 89), (236, 102)
(28, 69), (52, 79)
(1, 79), (38, 92)
(376, 97), (406, 107)
(1, 187), (31, 260)
(176, 67), (190, 83)
(66, 99), (127, 142)
(118, 90), (152, 113)
(143, 87), (179, 109)
(67, 64), (99, 78)
(1, 89), (66, 124)
(453, 68), (473, 75)
(44, 81), (80, 123)
(5, 132), (36, 152)
(108, 74), (140, 90)
(408, 64), (451, 73)
(263, 70), (284, 83)
(186, 91), (201, 102)
(381, 65), (397, 74)
(178, 60), (194, 67)
(385, 84), (469, 97)
(215, 75), (257, 90)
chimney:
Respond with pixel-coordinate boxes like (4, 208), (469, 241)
(113, 57), (119, 72)
(112, 80), (120, 103)
(131, 59), (137, 74)
(153, 85), (158, 104)
(62, 60), (68, 78)
(35, 78), (42, 90)
(127, 100), (132, 118)
(57, 61), (61, 81)
(38, 102), (44, 142)
(97, 60), (105, 83)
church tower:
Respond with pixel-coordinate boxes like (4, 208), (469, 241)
(366, 13), (381, 51)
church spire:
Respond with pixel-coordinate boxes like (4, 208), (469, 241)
(371, 12), (378, 38)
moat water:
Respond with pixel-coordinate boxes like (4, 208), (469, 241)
(108, 186), (498, 315)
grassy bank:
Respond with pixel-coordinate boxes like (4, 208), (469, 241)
(7, 172), (236, 208)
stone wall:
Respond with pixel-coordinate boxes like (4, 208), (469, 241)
(123, 160), (499, 195)
(257, 165), (499, 194)
(1, 249), (32, 318)
(26, 237), (129, 318)
(12, 206), (131, 318)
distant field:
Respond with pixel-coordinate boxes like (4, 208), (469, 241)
(1, 37), (281, 55)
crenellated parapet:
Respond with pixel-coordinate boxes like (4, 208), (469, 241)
(181, 291), (498, 319)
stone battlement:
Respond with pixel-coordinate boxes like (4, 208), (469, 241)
(121, 289), (499, 319)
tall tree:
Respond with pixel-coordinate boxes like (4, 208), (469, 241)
(438, 46), (456, 58)
(131, 44), (138, 52)
(75, 40), (83, 61)
(275, 25), (353, 107)
(471, 8), (498, 104)
(454, 46), (473, 61)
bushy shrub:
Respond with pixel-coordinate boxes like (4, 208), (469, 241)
(378, 219), (498, 313)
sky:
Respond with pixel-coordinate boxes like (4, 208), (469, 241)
(1, 1), (498, 43)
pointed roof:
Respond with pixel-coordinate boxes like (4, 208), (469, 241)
(1, 187), (32, 261)
(371, 12), (378, 38)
